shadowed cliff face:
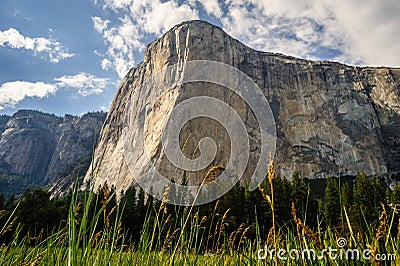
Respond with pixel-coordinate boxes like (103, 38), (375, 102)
(0, 110), (106, 186)
(86, 20), (400, 193)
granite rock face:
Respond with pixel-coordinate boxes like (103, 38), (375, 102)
(86, 20), (400, 193)
(0, 110), (106, 186)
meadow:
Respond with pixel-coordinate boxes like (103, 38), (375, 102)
(0, 160), (399, 265)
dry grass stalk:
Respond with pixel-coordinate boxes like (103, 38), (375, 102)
(291, 202), (323, 250)
(213, 200), (220, 213)
(265, 227), (282, 248)
(101, 183), (110, 207)
(101, 183), (112, 230)
(163, 228), (180, 250)
(375, 203), (387, 241)
(116, 223), (123, 243)
(170, 164), (225, 264)
(366, 244), (381, 266)
(228, 223), (246, 249)
(28, 251), (45, 266)
(159, 186), (170, 215)
(213, 221), (220, 239)
(291, 202), (302, 246)
(199, 215), (207, 227)
(164, 213), (172, 226)
(266, 226), (275, 247)
(238, 226), (250, 248)
(258, 186), (271, 206)
(356, 231), (362, 243)
(203, 165), (225, 184)
(258, 156), (277, 258)
(29, 228), (44, 243)
(105, 206), (116, 230)
(1, 216), (17, 236)
(75, 201), (82, 215)
(92, 230), (103, 248)
(267, 157), (275, 185)
(217, 209), (230, 245)
(228, 231), (235, 248)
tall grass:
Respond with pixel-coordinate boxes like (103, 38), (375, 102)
(0, 161), (399, 265)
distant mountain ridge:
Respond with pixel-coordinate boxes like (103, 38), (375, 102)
(0, 109), (106, 196)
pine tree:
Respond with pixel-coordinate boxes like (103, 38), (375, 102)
(121, 186), (137, 241)
(371, 176), (385, 204)
(218, 182), (246, 231)
(352, 174), (375, 225)
(340, 182), (353, 210)
(291, 172), (308, 220)
(392, 183), (400, 206)
(245, 180), (271, 238)
(0, 193), (4, 210)
(324, 177), (340, 227)
(136, 187), (146, 224)
(271, 176), (292, 225)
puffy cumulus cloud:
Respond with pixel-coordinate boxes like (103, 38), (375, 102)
(140, 1), (199, 35)
(92, 16), (110, 33)
(92, 15), (141, 78)
(0, 72), (113, 110)
(0, 81), (57, 110)
(225, 9), (329, 60)
(0, 28), (74, 63)
(220, 0), (400, 66)
(199, 0), (223, 18)
(324, 0), (400, 66)
(94, 0), (399, 70)
(93, 0), (198, 78)
(101, 0), (133, 10)
(55, 72), (112, 96)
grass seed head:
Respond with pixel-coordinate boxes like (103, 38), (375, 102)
(291, 202), (323, 250)
(375, 203), (387, 241)
(267, 156), (275, 185)
(258, 185), (272, 206)
(203, 165), (225, 184)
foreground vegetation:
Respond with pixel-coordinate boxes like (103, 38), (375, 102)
(1, 162), (399, 265)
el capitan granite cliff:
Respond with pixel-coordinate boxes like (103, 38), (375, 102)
(86, 20), (400, 193)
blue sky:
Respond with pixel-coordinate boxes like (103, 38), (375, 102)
(1, 0), (399, 116)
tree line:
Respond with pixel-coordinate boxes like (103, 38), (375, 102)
(1, 173), (399, 247)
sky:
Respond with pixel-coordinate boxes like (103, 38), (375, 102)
(0, 0), (399, 116)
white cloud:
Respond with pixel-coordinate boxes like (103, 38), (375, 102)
(55, 72), (111, 96)
(101, 58), (112, 70)
(100, 102), (111, 111)
(323, 0), (400, 66)
(219, 3), (320, 59)
(92, 15), (139, 78)
(93, 0), (199, 78)
(102, 0), (133, 10)
(199, 0), (223, 18)
(0, 72), (113, 110)
(0, 28), (74, 63)
(92, 16), (110, 33)
(0, 81), (57, 109)
(141, 1), (199, 35)
(94, 0), (399, 69)
(220, 0), (400, 66)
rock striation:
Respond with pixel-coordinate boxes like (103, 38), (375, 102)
(86, 20), (400, 193)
